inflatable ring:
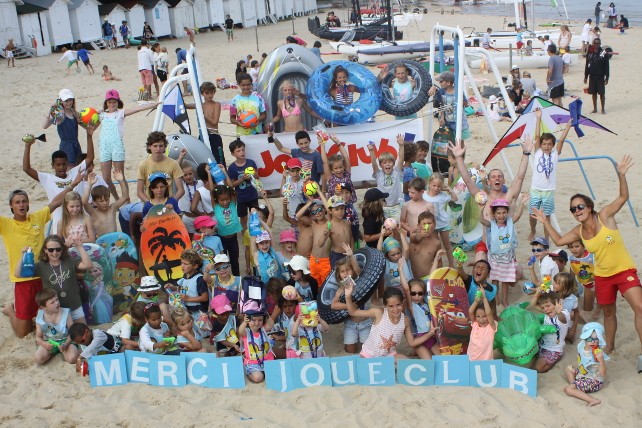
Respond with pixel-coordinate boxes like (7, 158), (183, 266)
(307, 60), (382, 126)
(256, 44), (323, 133)
(317, 247), (385, 324)
(379, 60), (432, 117)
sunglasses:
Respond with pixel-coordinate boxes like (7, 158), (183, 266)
(214, 263), (230, 271)
(410, 291), (425, 296)
(569, 204), (586, 213)
(310, 207), (323, 215)
(532, 248), (545, 253)
(46, 247), (63, 253)
(585, 336), (599, 342)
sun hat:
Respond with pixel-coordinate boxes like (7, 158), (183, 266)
(489, 95), (499, 104)
(105, 89), (120, 101)
(580, 322), (606, 347)
(214, 254), (230, 264)
(326, 195), (346, 208)
(511, 65), (520, 70)
(139, 276), (161, 292)
(284, 255), (310, 274)
(279, 229), (297, 243)
(210, 294), (233, 314)
(58, 89), (75, 101)
(194, 216), (217, 230)
(255, 230), (271, 243)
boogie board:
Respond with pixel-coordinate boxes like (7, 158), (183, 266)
(427, 267), (471, 355)
(96, 232), (140, 313)
(447, 164), (484, 251)
(69, 243), (114, 324)
(140, 204), (191, 284)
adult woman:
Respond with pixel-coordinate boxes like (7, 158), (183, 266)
(580, 19), (592, 56)
(557, 25), (572, 53)
(143, 22), (154, 41)
(151, 43), (168, 83)
(606, 3), (617, 28)
(532, 155), (642, 355)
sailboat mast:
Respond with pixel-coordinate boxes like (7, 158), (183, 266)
(385, 0), (393, 43)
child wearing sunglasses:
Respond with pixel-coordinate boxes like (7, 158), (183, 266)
(400, 265), (440, 359)
(564, 322), (608, 406)
(205, 254), (240, 314)
(528, 237), (559, 290)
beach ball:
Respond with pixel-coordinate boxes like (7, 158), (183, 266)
(80, 108), (99, 125)
(383, 218), (398, 230)
(304, 181), (319, 196)
(282, 285), (298, 300)
(474, 191), (488, 205)
(244, 167), (256, 176)
(238, 111), (258, 128)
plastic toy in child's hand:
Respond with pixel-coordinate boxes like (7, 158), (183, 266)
(453, 247), (467, 263)
(540, 275), (552, 292)
(527, 255), (536, 266)
(163, 337), (177, 345)
(475, 290), (483, 300)
(299, 301), (318, 327)
(383, 218), (398, 230)
(22, 134), (46, 144)
(282, 285), (298, 300)
(168, 292), (184, 308)
(48, 339), (65, 350)
(244, 167), (256, 176)
(474, 191), (488, 205)
(423, 223), (431, 232)
(250, 175), (264, 192)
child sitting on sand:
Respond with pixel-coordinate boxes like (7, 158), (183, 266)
(529, 290), (569, 373)
(101, 65), (121, 81)
(239, 310), (275, 383)
(564, 322), (608, 406)
(34, 289), (78, 365)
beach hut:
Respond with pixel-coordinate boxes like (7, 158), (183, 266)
(191, 0), (207, 29)
(1, 0), (24, 48)
(114, 0), (145, 38)
(16, 1), (52, 55)
(222, 0), (240, 26)
(97, 1), (127, 44)
(166, 0), (194, 38)
(254, 0), (266, 24)
(282, 0), (292, 18)
(140, 0), (171, 37)
(205, 0), (223, 27)
(239, 0), (255, 28)
(303, 0), (315, 14)
(68, 0), (102, 43)
(22, 0), (72, 47)
(292, 0), (303, 16)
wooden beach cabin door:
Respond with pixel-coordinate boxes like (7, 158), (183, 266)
(19, 12), (52, 56)
(48, 0), (73, 46)
(206, 0), (224, 26)
(240, 0), (256, 28)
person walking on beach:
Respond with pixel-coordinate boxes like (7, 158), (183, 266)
(225, 15), (234, 42)
(137, 40), (154, 100)
(120, 21), (130, 49)
(584, 38), (610, 114)
(594, 2), (602, 26)
(546, 44), (565, 107)
(4, 38), (15, 67)
(102, 19), (113, 47)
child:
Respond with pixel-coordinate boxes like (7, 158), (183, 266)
(119, 21), (130, 49)
(297, 199), (331, 286)
(184, 26), (196, 45)
(336, 183), (360, 243)
(266, 277), (286, 318)
(141, 173), (181, 218)
(204, 254), (241, 313)
(329, 66), (360, 105)
(186, 82), (223, 165)
(166, 249), (209, 315)
(330, 249), (372, 353)
(242, 198), (274, 275)
(272, 130), (324, 186)
(171, 307), (203, 352)
(529, 237), (559, 290)
(361, 188), (387, 248)
(138, 303), (173, 354)
(568, 240), (598, 315)
(320, 134), (356, 202)
(269, 80), (321, 132)
(368, 135), (405, 221)
(415, 140), (430, 165)
(430, 71), (471, 144)
(136, 276), (173, 329)
(564, 322), (608, 407)
(251, 228), (286, 284)
(225, 14), (234, 41)
(378, 63), (418, 119)
(190, 162), (214, 217)
(487, 96), (511, 122)
(227, 138), (259, 229)
(4, 38), (15, 67)
(321, 196), (353, 268)
(409, 211), (443, 280)
(193, 216), (224, 255)
(69, 322), (123, 373)
(59, 191), (95, 244)
(106, 301), (146, 350)
(424, 174), (458, 266)
(230, 73), (266, 135)
(239, 310), (275, 383)
(479, 198), (525, 307)
(401, 142), (418, 200)
(34, 289), (78, 365)
(523, 40), (533, 56)
(278, 229), (297, 266)
(400, 177), (434, 235)
(292, 307), (329, 358)
(98, 89), (157, 199)
(400, 264), (440, 359)
(210, 294), (241, 356)
(457, 259), (498, 313)
(176, 160), (204, 235)
(530, 290), (569, 373)
(272, 297), (298, 358)
(346, 285), (416, 359)
(41, 88), (85, 169)
(284, 202), (313, 258)
(554, 272), (579, 342)
(76, 44), (94, 74)
(82, 172), (129, 238)
(136, 133), (185, 204)
(467, 284), (497, 361)
(285, 255), (318, 302)
(101, 65), (121, 81)
(58, 47), (79, 75)
(248, 60), (259, 89)
(528, 109), (573, 240)
(212, 185), (243, 276)
(377, 230), (412, 289)
(281, 158), (306, 219)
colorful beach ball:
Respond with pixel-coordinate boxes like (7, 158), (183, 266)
(304, 181), (319, 196)
(238, 111), (259, 128)
(80, 107), (99, 125)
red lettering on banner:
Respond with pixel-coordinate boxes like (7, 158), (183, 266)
(258, 151), (290, 177)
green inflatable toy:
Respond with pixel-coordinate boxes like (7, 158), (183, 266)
(494, 303), (557, 366)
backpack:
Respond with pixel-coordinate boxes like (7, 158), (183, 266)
(239, 276), (267, 313)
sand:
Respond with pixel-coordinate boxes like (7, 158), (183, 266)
(0, 6), (641, 427)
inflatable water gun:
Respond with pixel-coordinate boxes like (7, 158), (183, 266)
(207, 158), (226, 185)
(475, 290), (484, 300)
(48, 339), (65, 350)
(453, 247), (467, 264)
(527, 255), (536, 267)
(299, 301), (319, 327)
(423, 223), (431, 232)
(540, 275), (552, 292)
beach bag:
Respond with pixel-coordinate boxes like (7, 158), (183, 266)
(239, 276), (267, 313)
(431, 126), (454, 159)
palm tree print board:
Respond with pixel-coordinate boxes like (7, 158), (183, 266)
(141, 205), (191, 284)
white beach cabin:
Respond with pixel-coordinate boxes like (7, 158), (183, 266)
(16, 1), (52, 55)
(222, 0), (240, 26)
(140, 0), (171, 37)
(206, 0), (223, 27)
(166, 0), (194, 38)
(303, 0), (315, 14)
(68, 0), (102, 43)
(239, 0), (255, 28)
(22, 0), (72, 47)
(97, 1), (127, 44)
(115, 0), (145, 38)
(1, 0), (24, 49)
(254, 0), (266, 24)
(191, 0), (208, 29)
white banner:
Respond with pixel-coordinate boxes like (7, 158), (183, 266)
(242, 119), (425, 191)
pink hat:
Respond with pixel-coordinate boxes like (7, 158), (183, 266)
(279, 229), (297, 243)
(105, 89), (120, 101)
(210, 294), (233, 314)
(194, 216), (217, 230)
(490, 198), (509, 208)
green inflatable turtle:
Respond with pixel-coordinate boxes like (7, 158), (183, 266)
(494, 303), (557, 366)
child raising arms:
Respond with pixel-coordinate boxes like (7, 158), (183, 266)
(368, 135), (405, 221)
(423, 174), (458, 266)
(320, 133), (356, 202)
(329, 66), (360, 105)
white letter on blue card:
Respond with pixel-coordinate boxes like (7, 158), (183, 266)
(502, 364), (537, 397)
(469, 360), (502, 388)
(125, 351), (150, 384)
(211, 356), (245, 389)
(434, 355), (470, 386)
(293, 358), (332, 389)
(357, 357), (395, 386)
(397, 360), (434, 386)
(149, 354), (186, 387)
(89, 354), (127, 387)
(184, 353), (212, 386)
(265, 359), (297, 392)
(330, 356), (359, 386)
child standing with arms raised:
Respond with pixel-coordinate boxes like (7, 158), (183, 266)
(82, 171), (129, 238)
(297, 199), (332, 286)
(272, 130), (325, 187)
(320, 134), (356, 201)
(368, 135), (405, 221)
(424, 174), (458, 266)
(467, 284), (497, 361)
(59, 191), (95, 244)
(409, 211), (443, 280)
(319, 196), (353, 268)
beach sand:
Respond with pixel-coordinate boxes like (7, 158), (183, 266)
(0, 7), (641, 426)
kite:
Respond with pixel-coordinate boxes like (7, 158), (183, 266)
(482, 96), (617, 166)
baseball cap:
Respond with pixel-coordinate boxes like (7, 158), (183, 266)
(511, 65), (520, 70)
(139, 276), (160, 292)
(214, 254), (230, 264)
(58, 89), (75, 101)
(148, 172), (168, 183)
(530, 237), (549, 248)
(210, 294), (233, 314)
(549, 248), (568, 262)
(364, 188), (389, 202)
(279, 229), (297, 243)
(284, 255), (310, 274)
(326, 195), (346, 208)
(286, 158), (302, 169)
(105, 89), (121, 101)
(194, 216), (217, 230)
(437, 71), (455, 82)
(255, 230), (271, 243)
(335, 182), (352, 193)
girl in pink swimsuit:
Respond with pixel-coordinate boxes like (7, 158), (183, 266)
(269, 80), (323, 132)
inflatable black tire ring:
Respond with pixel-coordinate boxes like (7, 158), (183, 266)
(317, 247), (386, 324)
(380, 59), (431, 117)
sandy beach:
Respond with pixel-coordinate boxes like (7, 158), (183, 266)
(0, 5), (641, 426)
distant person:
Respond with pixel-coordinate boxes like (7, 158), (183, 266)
(76, 43), (94, 75)
(580, 19), (592, 56)
(557, 25), (572, 53)
(584, 38), (610, 114)
(175, 47), (190, 95)
(120, 21), (130, 49)
(184, 26), (195, 45)
(546, 44), (565, 107)
(137, 40), (154, 100)
(142, 21), (154, 41)
(310, 41), (322, 60)
(481, 28), (492, 49)
(619, 15), (629, 29)
(102, 19), (113, 45)
(286, 36), (307, 47)
(225, 15), (234, 42)
(4, 38), (15, 67)
(326, 11), (341, 27)
(594, 2), (602, 26)
(606, 3), (617, 28)
(521, 71), (538, 96)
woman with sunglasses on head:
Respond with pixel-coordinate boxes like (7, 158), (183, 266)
(532, 155), (642, 356)
(15, 234), (92, 325)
